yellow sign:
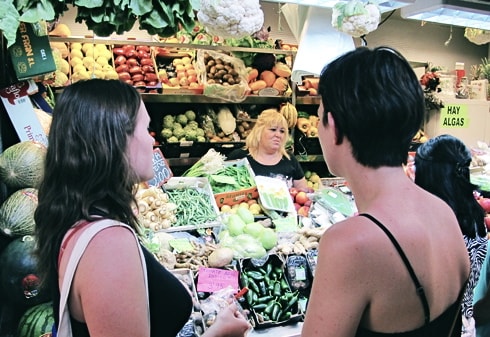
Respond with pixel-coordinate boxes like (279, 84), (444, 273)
(440, 104), (469, 128)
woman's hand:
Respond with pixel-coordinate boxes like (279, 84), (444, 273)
(203, 302), (252, 337)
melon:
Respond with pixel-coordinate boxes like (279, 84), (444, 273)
(0, 141), (46, 189)
(0, 235), (50, 309)
(0, 188), (38, 237)
(17, 301), (55, 337)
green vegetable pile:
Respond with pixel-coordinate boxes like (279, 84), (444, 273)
(208, 165), (255, 194)
(1, 0), (196, 48)
(165, 187), (218, 227)
(241, 258), (300, 324)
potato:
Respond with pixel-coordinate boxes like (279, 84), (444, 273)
(207, 247), (235, 268)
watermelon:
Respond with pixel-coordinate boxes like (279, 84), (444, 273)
(0, 188), (38, 237)
(0, 141), (46, 189)
(0, 235), (50, 309)
(17, 301), (55, 337)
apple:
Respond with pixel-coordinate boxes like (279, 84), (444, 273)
(478, 197), (490, 213)
(485, 216), (490, 231)
(289, 187), (299, 201)
(295, 191), (309, 206)
(298, 206), (310, 217)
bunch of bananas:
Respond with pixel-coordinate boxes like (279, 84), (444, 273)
(280, 102), (298, 129)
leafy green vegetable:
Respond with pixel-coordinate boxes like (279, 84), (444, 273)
(0, 2), (21, 48)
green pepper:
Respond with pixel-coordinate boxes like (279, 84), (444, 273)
(246, 270), (265, 281)
(283, 294), (299, 313)
(248, 278), (260, 294)
(253, 303), (267, 311)
(264, 300), (276, 315)
(258, 280), (268, 296)
(280, 278), (290, 290)
(279, 312), (292, 321)
(240, 274), (249, 288)
(273, 281), (282, 297)
(266, 263), (273, 274)
(272, 303), (281, 321)
(257, 295), (274, 303)
(245, 288), (254, 305)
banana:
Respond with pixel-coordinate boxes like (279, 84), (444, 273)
(280, 102), (298, 129)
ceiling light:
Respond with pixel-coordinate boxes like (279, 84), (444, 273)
(261, 0), (415, 13)
(401, 0), (490, 30)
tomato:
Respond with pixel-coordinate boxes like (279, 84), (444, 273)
(118, 72), (131, 81)
(113, 47), (125, 56)
(114, 55), (127, 66)
(115, 64), (129, 73)
(144, 73), (158, 82)
(141, 65), (154, 74)
(131, 74), (144, 82)
(140, 58), (154, 66)
(136, 45), (150, 52)
(129, 66), (142, 74)
(126, 58), (139, 67)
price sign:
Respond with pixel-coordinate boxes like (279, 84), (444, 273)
(440, 104), (469, 128)
(147, 148), (173, 187)
(196, 267), (239, 293)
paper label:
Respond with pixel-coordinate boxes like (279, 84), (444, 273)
(0, 81), (48, 146)
(196, 267), (239, 293)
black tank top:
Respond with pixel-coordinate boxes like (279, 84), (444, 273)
(355, 213), (465, 337)
(70, 245), (193, 337)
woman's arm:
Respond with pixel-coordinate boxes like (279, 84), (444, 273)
(294, 177), (308, 190)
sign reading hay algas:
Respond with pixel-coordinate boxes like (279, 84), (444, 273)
(440, 104), (469, 128)
(8, 22), (56, 80)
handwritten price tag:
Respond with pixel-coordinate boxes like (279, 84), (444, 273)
(197, 267), (239, 293)
(147, 148), (173, 187)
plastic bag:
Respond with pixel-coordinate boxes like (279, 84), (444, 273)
(196, 49), (250, 102)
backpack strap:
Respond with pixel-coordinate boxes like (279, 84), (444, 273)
(57, 219), (149, 336)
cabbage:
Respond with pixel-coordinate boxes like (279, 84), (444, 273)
(259, 228), (278, 250)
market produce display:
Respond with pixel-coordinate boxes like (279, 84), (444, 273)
(113, 44), (158, 88)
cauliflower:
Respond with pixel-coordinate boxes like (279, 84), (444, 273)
(172, 122), (183, 131)
(197, 0), (264, 39)
(197, 135), (206, 142)
(184, 109), (197, 122)
(176, 114), (188, 126)
(187, 120), (199, 130)
(160, 128), (173, 139)
(167, 136), (179, 143)
(163, 115), (175, 129)
(332, 1), (380, 38)
(185, 129), (198, 141)
(196, 128), (205, 137)
(173, 127), (186, 139)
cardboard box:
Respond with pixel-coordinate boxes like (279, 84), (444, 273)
(213, 158), (259, 208)
(8, 22), (56, 81)
(163, 177), (221, 230)
(238, 254), (303, 329)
